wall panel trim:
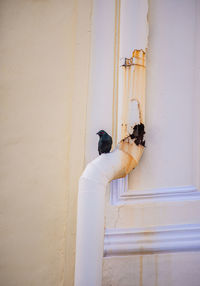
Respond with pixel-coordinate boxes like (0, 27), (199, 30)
(104, 223), (200, 257)
(110, 177), (200, 205)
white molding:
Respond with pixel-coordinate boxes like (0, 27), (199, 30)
(110, 177), (200, 205)
(104, 223), (200, 257)
(112, 0), (121, 147)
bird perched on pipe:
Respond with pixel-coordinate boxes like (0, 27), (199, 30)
(97, 130), (113, 155)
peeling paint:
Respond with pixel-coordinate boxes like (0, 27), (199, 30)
(121, 49), (146, 131)
(122, 49), (146, 68)
(130, 123), (145, 147)
(118, 49), (146, 171)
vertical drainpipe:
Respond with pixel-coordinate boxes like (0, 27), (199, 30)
(74, 50), (146, 286)
(75, 1), (148, 285)
(74, 149), (140, 286)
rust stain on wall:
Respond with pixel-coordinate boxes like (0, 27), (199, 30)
(140, 255), (143, 286)
(119, 49), (146, 170)
(155, 255), (158, 286)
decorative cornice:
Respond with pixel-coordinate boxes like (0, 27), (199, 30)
(110, 177), (200, 205)
(104, 224), (200, 257)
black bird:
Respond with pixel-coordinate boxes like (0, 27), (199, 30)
(97, 130), (112, 155)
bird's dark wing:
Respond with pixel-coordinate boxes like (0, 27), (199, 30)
(98, 134), (112, 155)
(98, 141), (102, 155)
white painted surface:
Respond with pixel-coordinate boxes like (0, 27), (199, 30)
(78, 0), (148, 283)
(85, 0), (115, 164)
(111, 181), (200, 205)
(128, 0), (197, 191)
(75, 149), (135, 286)
(104, 224), (200, 257)
(119, 0), (148, 57)
(103, 0), (200, 285)
(117, 0), (148, 141)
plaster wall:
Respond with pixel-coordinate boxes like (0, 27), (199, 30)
(129, 0), (196, 191)
(105, 0), (200, 230)
(0, 1), (92, 286)
(103, 0), (200, 285)
(103, 252), (200, 286)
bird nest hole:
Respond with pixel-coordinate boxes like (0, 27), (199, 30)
(122, 123), (146, 147)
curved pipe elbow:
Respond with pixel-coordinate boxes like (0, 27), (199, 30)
(80, 143), (144, 190)
(75, 144), (144, 286)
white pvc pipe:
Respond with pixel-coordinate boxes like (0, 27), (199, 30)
(74, 179), (105, 286)
(74, 149), (133, 286)
(75, 0), (148, 283)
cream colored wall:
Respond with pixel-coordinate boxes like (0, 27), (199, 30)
(85, 0), (115, 164)
(128, 0), (196, 191)
(105, 0), (200, 229)
(103, 0), (200, 285)
(0, 1), (92, 286)
(103, 252), (200, 286)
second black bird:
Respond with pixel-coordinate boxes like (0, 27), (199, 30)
(97, 130), (112, 155)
